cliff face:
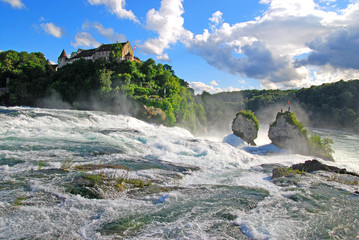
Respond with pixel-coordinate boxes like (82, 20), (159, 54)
(268, 112), (310, 154)
(232, 113), (258, 146)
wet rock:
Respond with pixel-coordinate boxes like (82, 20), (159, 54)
(268, 112), (310, 154)
(268, 112), (334, 161)
(291, 159), (359, 177)
(143, 105), (166, 123)
(272, 159), (359, 179)
(232, 111), (258, 146)
(272, 167), (304, 179)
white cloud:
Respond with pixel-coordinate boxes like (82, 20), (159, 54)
(41, 22), (64, 38)
(140, 0), (193, 55)
(311, 65), (359, 86)
(259, 0), (317, 19)
(138, 0), (359, 89)
(82, 22), (126, 42)
(185, 0), (359, 89)
(71, 32), (100, 48)
(0, 0), (24, 9)
(88, 0), (138, 23)
(190, 81), (240, 94)
(260, 0), (271, 4)
(210, 80), (219, 86)
(209, 11), (223, 29)
(156, 53), (170, 61)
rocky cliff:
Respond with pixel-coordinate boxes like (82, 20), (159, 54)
(268, 111), (334, 161)
(232, 111), (258, 146)
(268, 111), (311, 154)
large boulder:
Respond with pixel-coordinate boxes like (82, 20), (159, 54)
(232, 110), (258, 146)
(268, 111), (310, 155)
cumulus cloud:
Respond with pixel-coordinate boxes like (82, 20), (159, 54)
(138, 0), (359, 89)
(184, 0), (359, 88)
(41, 22), (64, 38)
(88, 0), (138, 23)
(190, 81), (240, 94)
(82, 21), (126, 42)
(0, 0), (24, 9)
(297, 27), (359, 69)
(71, 32), (100, 48)
(156, 53), (170, 61)
(209, 11), (223, 30)
(140, 0), (193, 57)
(210, 80), (219, 86)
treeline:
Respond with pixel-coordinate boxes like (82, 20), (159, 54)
(196, 80), (359, 133)
(0, 49), (206, 132)
(1, 48), (358, 134)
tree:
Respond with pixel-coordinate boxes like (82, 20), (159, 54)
(109, 43), (123, 64)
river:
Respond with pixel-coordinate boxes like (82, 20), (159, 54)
(1, 107), (358, 239)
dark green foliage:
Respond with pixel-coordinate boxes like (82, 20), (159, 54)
(0, 50), (205, 132)
(0, 50), (55, 105)
(198, 80), (359, 133)
(308, 134), (334, 161)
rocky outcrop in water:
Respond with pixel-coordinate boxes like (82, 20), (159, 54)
(272, 159), (359, 179)
(232, 111), (258, 146)
(268, 111), (310, 154)
(268, 111), (334, 161)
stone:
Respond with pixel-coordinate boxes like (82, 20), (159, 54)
(268, 112), (310, 155)
(272, 159), (359, 179)
(143, 105), (166, 123)
(291, 159), (359, 176)
(232, 112), (258, 146)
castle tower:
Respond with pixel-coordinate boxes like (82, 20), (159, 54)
(58, 49), (68, 68)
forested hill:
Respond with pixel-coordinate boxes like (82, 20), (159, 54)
(197, 79), (359, 133)
(1, 49), (358, 134)
(0, 49), (206, 132)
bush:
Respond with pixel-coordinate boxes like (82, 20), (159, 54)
(237, 110), (259, 131)
(309, 134), (334, 161)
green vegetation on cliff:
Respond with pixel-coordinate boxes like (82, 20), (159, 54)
(270, 111), (308, 136)
(236, 110), (259, 131)
(0, 49), (206, 132)
(308, 134), (334, 161)
(270, 111), (334, 161)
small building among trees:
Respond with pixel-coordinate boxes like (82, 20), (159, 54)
(58, 41), (140, 68)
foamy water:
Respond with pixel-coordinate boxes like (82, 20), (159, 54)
(1, 107), (358, 239)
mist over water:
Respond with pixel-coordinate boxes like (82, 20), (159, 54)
(1, 107), (358, 239)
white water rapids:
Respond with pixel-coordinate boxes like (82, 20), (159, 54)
(1, 107), (358, 239)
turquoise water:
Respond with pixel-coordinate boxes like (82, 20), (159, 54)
(0, 107), (358, 239)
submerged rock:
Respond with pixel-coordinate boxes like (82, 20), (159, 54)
(232, 110), (259, 146)
(291, 159), (359, 176)
(272, 159), (359, 179)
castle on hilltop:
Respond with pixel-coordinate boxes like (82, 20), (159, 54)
(58, 41), (140, 68)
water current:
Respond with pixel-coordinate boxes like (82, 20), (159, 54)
(1, 107), (358, 239)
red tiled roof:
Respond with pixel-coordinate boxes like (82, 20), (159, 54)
(59, 49), (68, 59)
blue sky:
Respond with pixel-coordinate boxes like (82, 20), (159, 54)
(1, 0), (359, 93)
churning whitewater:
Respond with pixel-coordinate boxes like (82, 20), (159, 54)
(1, 107), (358, 239)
